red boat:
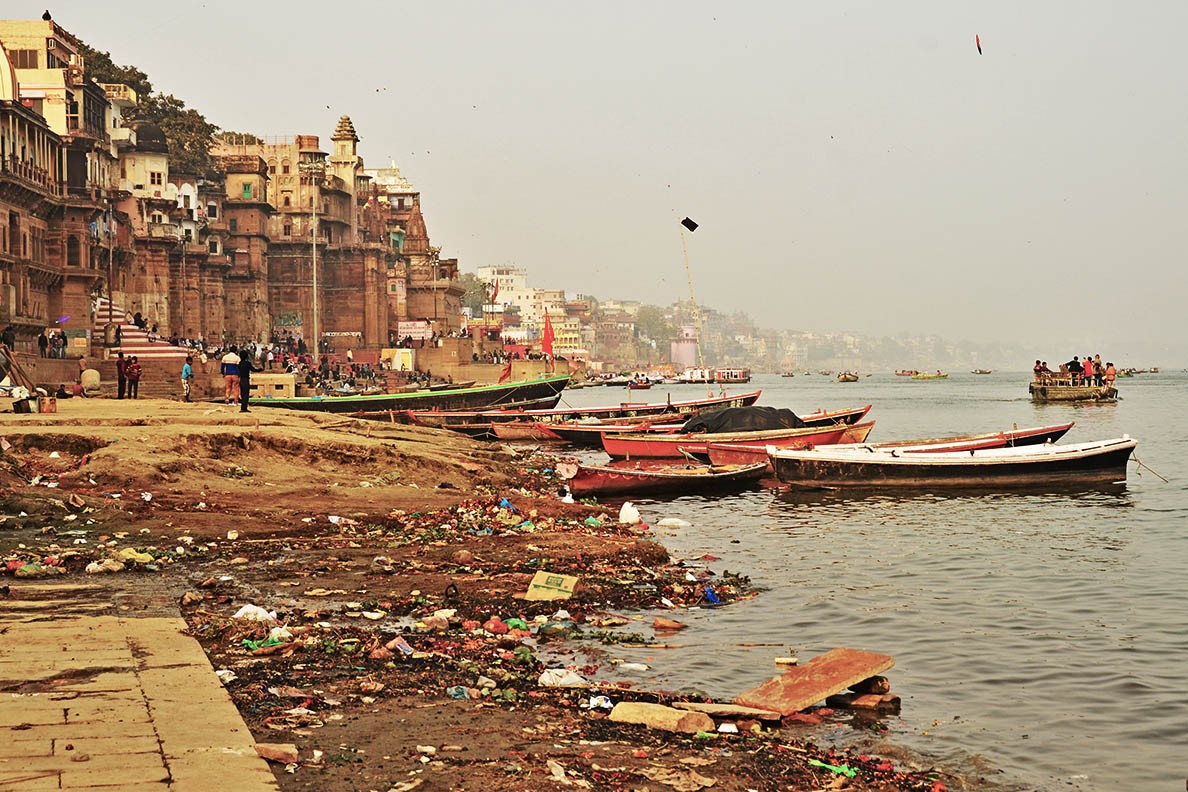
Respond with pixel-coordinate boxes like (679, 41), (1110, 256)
(490, 423), (565, 441)
(705, 421), (1074, 467)
(602, 420), (875, 460)
(626, 379), (653, 390)
(564, 461), (769, 497)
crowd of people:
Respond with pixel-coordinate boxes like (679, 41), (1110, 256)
(1033, 355), (1117, 388)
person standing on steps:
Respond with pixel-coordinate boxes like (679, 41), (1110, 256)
(116, 352), (127, 399)
(125, 356), (142, 399)
(37, 330), (48, 358)
(237, 349), (261, 412)
(181, 356), (194, 402)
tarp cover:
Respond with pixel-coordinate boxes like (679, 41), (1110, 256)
(682, 406), (805, 433)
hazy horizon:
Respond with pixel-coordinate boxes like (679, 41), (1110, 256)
(23, 1), (1186, 365)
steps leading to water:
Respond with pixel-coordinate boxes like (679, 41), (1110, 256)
(93, 299), (189, 361)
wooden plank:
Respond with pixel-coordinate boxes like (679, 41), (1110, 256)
(671, 701), (782, 721)
(733, 647), (894, 716)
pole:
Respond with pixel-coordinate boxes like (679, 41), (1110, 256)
(679, 225), (711, 396)
(107, 203), (113, 331)
(312, 178), (319, 362)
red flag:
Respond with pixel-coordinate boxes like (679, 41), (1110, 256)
(498, 358), (513, 383)
(490, 279), (499, 303)
(542, 309), (555, 358)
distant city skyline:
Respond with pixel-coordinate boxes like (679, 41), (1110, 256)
(33, 0), (1187, 365)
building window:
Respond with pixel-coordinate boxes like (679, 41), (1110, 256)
(229, 218), (238, 232)
(283, 224), (292, 236)
(242, 183), (252, 199)
(10, 50), (38, 69)
(208, 240), (219, 254)
(150, 172), (163, 186)
(207, 203), (218, 219)
(151, 213), (163, 224)
(283, 194), (291, 207)
(66, 235), (80, 266)
(282, 164), (290, 175)
(184, 228), (193, 241)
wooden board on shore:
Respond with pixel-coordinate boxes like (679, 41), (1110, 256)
(733, 647), (894, 716)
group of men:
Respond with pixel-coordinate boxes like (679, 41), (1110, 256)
(1033, 355), (1117, 388)
(219, 347), (259, 412)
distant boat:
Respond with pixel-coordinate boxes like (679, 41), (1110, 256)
(837, 372), (859, 383)
(714, 367), (752, 384)
(780, 371), (796, 378)
(895, 370), (918, 377)
(911, 371), (948, 380)
(971, 369), (993, 375)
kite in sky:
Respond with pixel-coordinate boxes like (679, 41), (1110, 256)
(681, 217), (699, 232)
(976, 34), (982, 54)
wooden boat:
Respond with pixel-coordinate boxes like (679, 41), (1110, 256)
(564, 461), (768, 497)
(603, 420), (875, 460)
(626, 379), (653, 390)
(705, 422), (875, 465)
(971, 369), (993, 375)
(1029, 382), (1118, 402)
(407, 389), (763, 431)
(837, 372), (859, 383)
(911, 371), (948, 380)
(250, 375), (571, 415)
(769, 437), (1137, 488)
(895, 370), (918, 377)
(490, 422), (564, 441)
(708, 421), (1077, 467)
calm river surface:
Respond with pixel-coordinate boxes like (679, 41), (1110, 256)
(549, 371), (1187, 791)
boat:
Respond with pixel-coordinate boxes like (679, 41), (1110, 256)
(837, 372), (859, 383)
(562, 461), (769, 497)
(780, 371), (796, 378)
(1029, 382), (1118, 402)
(705, 422), (1076, 467)
(895, 370), (918, 377)
(250, 374), (572, 415)
(769, 437), (1138, 489)
(543, 418), (687, 446)
(971, 369), (993, 375)
(602, 419), (875, 460)
(911, 371), (948, 380)
(407, 389), (763, 432)
(626, 378), (653, 390)
(714, 367), (752, 384)
(489, 422), (565, 441)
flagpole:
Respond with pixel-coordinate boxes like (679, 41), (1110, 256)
(679, 223), (711, 397)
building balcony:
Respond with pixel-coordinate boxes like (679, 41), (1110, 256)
(144, 222), (180, 241)
(110, 126), (137, 149)
(0, 155), (63, 195)
(65, 116), (110, 144)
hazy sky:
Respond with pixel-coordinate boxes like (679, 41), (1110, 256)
(26, 1), (1187, 362)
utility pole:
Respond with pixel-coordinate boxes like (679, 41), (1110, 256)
(299, 160), (325, 359)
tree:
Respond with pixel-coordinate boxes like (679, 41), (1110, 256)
(457, 272), (490, 315)
(77, 39), (219, 176)
(634, 304), (674, 344)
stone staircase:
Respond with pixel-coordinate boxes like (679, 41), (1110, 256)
(93, 299), (190, 361)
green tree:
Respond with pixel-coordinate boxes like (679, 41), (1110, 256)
(634, 304), (674, 344)
(457, 272), (490, 315)
(76, 42), (153, 97)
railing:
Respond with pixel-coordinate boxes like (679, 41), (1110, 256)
(65, 116), (110, 143)
(146, 222), (180, 241)
(0, 155), (62, 194)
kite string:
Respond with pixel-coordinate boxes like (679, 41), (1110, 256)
(678, 224), (712, 398)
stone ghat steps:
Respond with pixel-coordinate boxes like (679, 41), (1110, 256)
(93, 300), (188, 360)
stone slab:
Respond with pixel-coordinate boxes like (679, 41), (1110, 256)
(733, 647), (894, 716)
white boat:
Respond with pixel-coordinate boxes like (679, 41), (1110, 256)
(768, 437), (1138, 489)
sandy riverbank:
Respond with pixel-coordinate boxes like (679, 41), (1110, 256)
(1, 397), (957, 791)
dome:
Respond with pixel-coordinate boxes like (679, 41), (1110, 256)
(131, 121), (169, 154)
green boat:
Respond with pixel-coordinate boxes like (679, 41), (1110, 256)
(249, 375), (572, 414)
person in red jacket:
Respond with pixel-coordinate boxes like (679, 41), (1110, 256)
(125, 356), (142, 399)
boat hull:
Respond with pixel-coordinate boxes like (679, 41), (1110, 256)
(770, 438), (1136, 488)
(1029, 383), (1118, 402)
(567, 462), (768, 497)
(603, 420), (874, 460)
(250, 375), (572, 414)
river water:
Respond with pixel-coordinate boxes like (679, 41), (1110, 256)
(548, 371), (1187, 791)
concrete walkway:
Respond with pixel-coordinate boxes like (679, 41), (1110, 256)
(0, 582), (278, 790)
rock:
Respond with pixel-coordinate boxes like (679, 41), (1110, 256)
(608, 702), (715, 733)
(180, 591), (203, 606)
(255, 743), (299, 764)
(451, 549), (475, 565)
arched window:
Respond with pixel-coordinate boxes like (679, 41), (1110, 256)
(66, 235), (81, 266)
